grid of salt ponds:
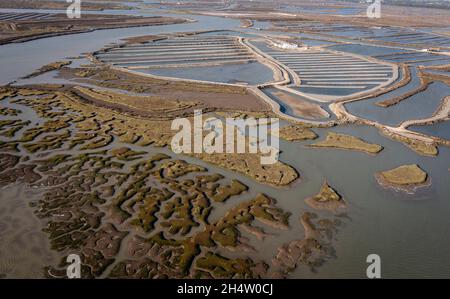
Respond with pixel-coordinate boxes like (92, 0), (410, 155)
(346, 66), (450, 127)
(263, 48), (394, 89)
(272, 21), (364, 33)
(0, 12), (55, 21)
(96, 36), (257, 69)
(409, 121), (450, 141)
(273, 21), (450, 47)
(327, 43), (450, 66)
(367, 31), (450, 47)
(373, 51), (450, 65)
(263, 87), (335, 120)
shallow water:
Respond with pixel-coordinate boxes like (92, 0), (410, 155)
(279, 6), (363, 16)
(0, 14), (240, 84)
(409, 120), (450, 141)
(346, 81), (450, 126)
(141, 62), (274, 85)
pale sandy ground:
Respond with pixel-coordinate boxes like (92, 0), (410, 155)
(271, 89), (329, 119)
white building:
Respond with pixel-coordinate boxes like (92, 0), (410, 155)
(272, 41), (299, 50)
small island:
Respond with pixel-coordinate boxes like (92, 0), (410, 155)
(277, 125), (318, 141)
(308, 132), (383, 154)
(305, 181), (347, 213)
(375, 164), (430, 194)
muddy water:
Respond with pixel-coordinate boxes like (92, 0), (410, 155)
(1, 6), (450, 279)
(329, 44), (407, 57)
(0, 185), (59, 278)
